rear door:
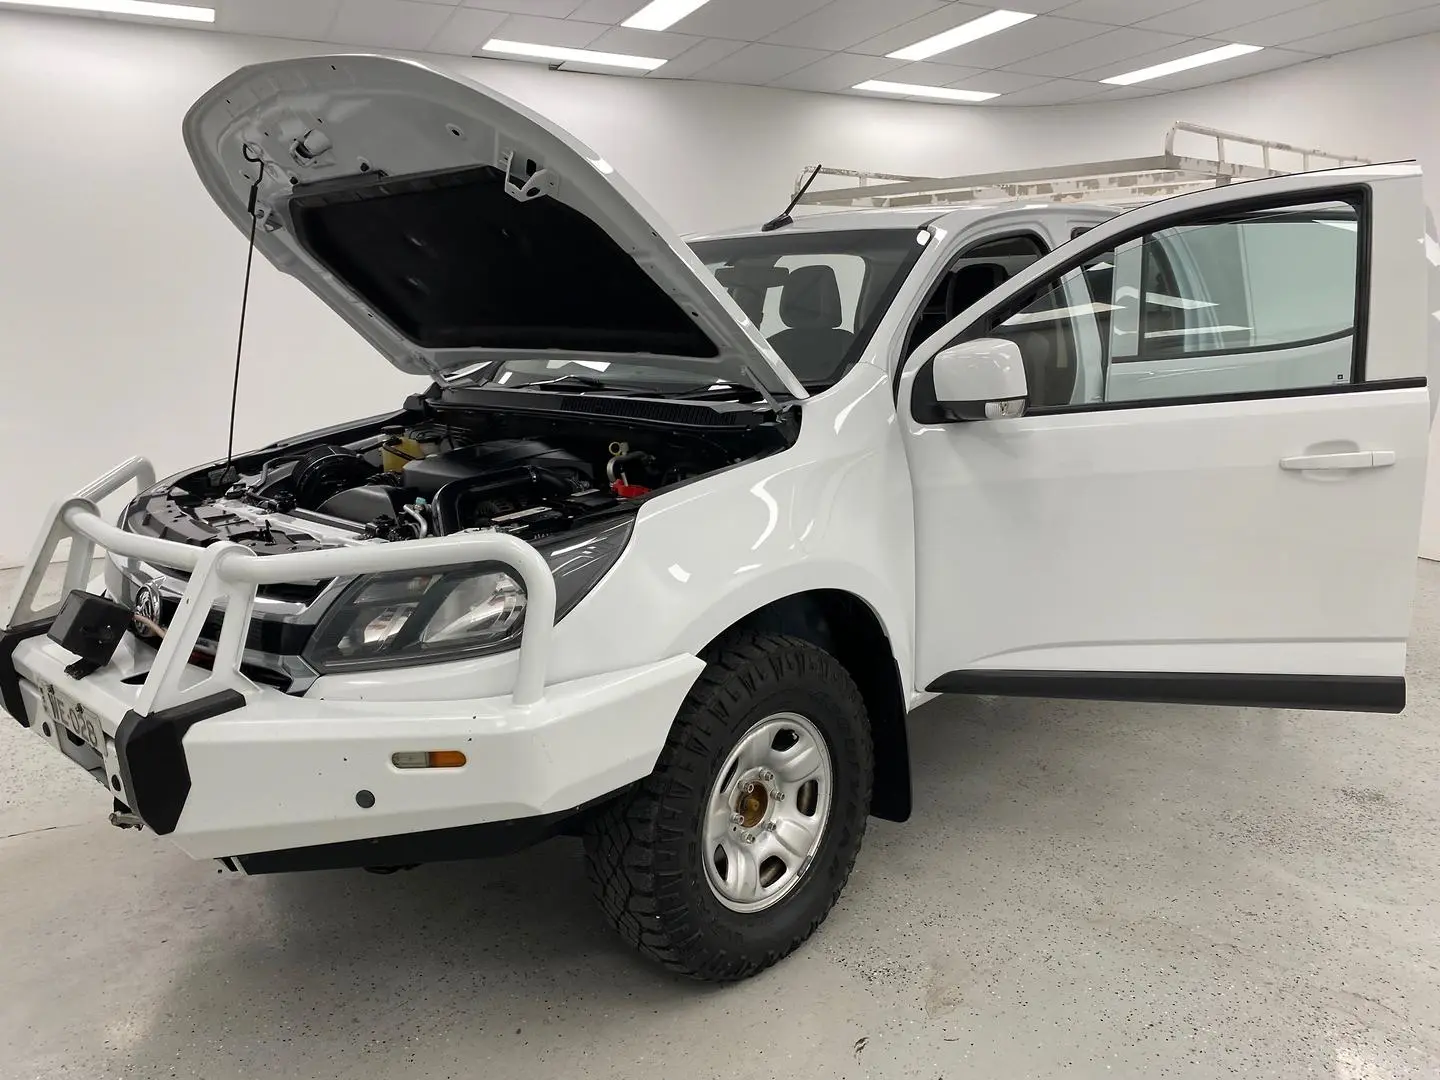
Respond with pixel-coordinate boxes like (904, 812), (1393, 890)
(900, 164), (1430, 712)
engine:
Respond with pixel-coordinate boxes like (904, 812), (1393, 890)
(124, 416), (732, 559)
(285, 434), (611, 541)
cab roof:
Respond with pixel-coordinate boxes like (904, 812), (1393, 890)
(686, 202), (1117, 243)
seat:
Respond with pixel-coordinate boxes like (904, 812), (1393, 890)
(904, 262), (1013, 359)
(728, 284), (766, 325)
(945, 263), (1010, 321)
(766, 265), (855, 384)
(946, 263), (1071, 407)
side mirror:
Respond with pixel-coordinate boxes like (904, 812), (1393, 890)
(930, 338), (1029, 421)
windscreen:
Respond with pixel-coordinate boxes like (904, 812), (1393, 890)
(690, 228), (928, 389)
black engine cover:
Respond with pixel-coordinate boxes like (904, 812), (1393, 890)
(316, 484), (410, 523)
(401, 439), (592, 496)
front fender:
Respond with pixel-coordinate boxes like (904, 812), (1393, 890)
(554, 364), (918, 693)
(311, 365), (920, 704)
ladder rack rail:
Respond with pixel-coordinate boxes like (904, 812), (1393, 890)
(796, 122), (1370, 211)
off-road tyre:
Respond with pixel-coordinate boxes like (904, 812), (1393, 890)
(583, 631), (873, 981)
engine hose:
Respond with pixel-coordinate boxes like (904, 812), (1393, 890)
(606, 450), (649, 485)
(402, 504), (430, 538)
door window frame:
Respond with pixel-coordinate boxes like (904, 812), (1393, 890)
(907, 184), (1409, 424)
(895, 229), (1051, 391)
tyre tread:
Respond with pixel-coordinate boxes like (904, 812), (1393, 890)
(584, 631), (872, 982)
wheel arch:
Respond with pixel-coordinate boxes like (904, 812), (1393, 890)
(700, 589), (911, 823)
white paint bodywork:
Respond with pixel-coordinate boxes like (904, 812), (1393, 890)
(901, 164), (1432, 684)
(931, 339), (1030, 416)
(2, 56), (1432, 863)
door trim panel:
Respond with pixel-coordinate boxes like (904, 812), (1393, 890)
(927, 669), (1405, 713)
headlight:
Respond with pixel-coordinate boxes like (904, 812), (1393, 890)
(304, 517), (633, 673)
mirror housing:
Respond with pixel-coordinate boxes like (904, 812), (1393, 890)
(930, 338), (1029, 421)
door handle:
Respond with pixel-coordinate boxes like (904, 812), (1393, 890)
(1280, 450), (1395, 471)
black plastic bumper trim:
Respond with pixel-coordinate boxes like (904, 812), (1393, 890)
(114, 689), (246, 835)
(927, 669), (1406, 714)
(0, 618), (56, 728)
(234, 806), (589, 874)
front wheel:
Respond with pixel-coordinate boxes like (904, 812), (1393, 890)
(584, 632), (873, 981)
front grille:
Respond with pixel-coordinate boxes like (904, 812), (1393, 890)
(151, 565), (329, 606)
(151, 597), (315, 656)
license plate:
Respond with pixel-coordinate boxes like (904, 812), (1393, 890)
(37, 680), (105, 753)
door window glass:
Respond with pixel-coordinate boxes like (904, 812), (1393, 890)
(903, 233), (1048, 358)
(964, 199), (1362, 410)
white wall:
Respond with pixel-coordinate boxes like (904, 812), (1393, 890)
(1, 10), (1438, 565)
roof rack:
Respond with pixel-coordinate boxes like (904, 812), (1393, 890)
(795, 122), (1371, 211)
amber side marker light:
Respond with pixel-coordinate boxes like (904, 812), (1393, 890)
(392, 750), (468, 769)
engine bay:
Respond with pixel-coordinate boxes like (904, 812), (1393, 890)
(124, 402), (789, 560)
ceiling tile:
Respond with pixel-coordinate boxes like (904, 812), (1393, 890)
(1135, 0), (1314, 37)
(329, 0), (455, 48)
(977, 77), (1105, 103)
(489, 13), (609, 47)
(1229, 0), (1438, 46)
(1005, 26), (1190, 75)
(883, 60), (989, 85)
(1285, 5), (1440, 54)
(763, 0), (955, 51)
(663, 0), (834, 40)
(427, 5), (507, 54)
(216, 0), (341, 41)
(949, 69), (1053, 93)
(645, 36), (746, 76)
(460, 0), (583, 15)
(567, 0), (647, 19)
(847, 3), (1003, 55)
(765, 51), (901, 90)
(1068, 82), (1166, 102)
(687, 41), (831, 83)
(1052, 0), (1194, 25)
(588, 25), (703, 58)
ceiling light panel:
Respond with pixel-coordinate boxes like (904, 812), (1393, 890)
(0, 0), (213, 20)
(853, 79), (999, 101)
(481, 38), (667, 70)
(1101, 42), (1262, 85)
(887, 9), (1037, 61)
(621, 0), (711, 31)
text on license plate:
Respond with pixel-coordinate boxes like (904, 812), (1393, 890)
(38, 681), (104, 751)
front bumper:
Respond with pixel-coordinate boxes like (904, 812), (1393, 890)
(6, 630), (701, 861)
(2, 456), (704, 867)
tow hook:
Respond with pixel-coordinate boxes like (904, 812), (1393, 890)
(108, 810), (144, 830)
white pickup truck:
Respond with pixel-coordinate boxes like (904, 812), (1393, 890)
(4, 55), (1437, 982)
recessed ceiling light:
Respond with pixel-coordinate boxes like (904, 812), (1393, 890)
(0, 0), (213, 20)
(887, 10), (1036, 62)
(481, 38), (666, 71)
(853, 80), (999, 102)
(621, 0), (711, 32)
(1102, 43), (1262, 85)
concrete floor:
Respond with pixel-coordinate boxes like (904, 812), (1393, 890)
(3, 564), (1440, 1080)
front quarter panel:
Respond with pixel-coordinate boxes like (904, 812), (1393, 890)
(308, 364), (918, 704)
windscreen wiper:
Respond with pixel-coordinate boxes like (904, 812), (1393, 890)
(518, 374), (650, 394)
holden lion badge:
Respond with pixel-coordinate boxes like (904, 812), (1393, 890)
(132, 580), (165, 638)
